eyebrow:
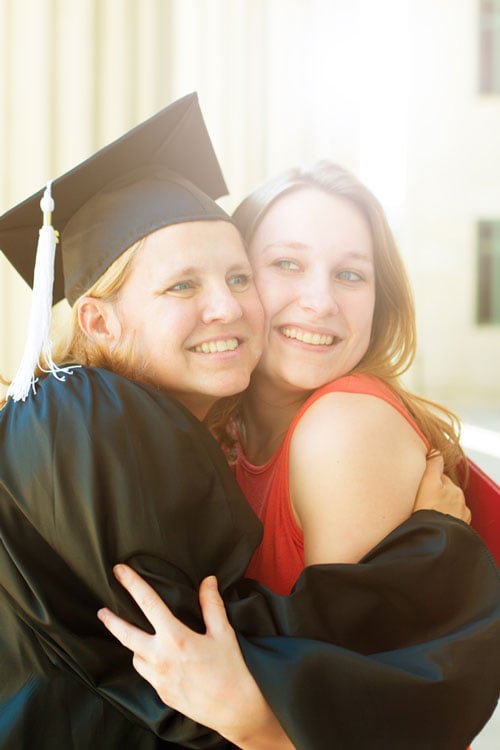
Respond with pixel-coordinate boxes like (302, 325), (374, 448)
(158, 260), (252, 283)
(152, 266), (198, 291)
(261, 241), (373, 264)
(340, 250), (373, 264)
(260, 241), (308, 253)
(167, 265), (198, 277)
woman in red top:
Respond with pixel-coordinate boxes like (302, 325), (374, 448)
(99, 162), (497, 748)
(226, 163), (468, 596)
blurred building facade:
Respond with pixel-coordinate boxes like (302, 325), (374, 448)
(403, 0), (500, 409)
(1, 0), (499, 410)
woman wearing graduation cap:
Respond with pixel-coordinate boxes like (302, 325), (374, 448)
(0, 93), (498, 750)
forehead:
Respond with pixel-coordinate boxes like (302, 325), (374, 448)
(135, 219), (248, 270)
(250, 187), (373, 255)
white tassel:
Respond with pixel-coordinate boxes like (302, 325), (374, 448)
(7, 181), (70, 402)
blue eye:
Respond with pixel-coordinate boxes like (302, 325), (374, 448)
(168, 280), (193, 292)
(275, 259), (300, 271)
(228, 274), (250, 289)
(338, 270), (363, 282)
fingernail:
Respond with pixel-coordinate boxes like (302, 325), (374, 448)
(97, 608), (107, 621)
(206, 575), (218, 590)
(113, 564), (125, 581)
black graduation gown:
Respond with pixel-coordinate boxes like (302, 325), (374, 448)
(0, 366), (499, 750)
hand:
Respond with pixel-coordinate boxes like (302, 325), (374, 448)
(97, 565), (293, 749)
(412, 452), (471, 524)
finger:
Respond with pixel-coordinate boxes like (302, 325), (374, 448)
(113, 564), (177, 631)
(441, 475), (461, 492)
(423, 453), (444, 486)
(427, 448), (441, 459)
(97, 607), (153, 656)
(425, 451), (444, 475)
(198, 576), (232, 638)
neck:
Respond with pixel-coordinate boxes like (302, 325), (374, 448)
(239, 374), (311, 464)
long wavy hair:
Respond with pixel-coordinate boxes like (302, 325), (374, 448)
(209, 160), (466, 483)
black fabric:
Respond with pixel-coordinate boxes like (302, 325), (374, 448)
(230, 519), (500, 748)
(0, 92), (230, 304)
(1, 367), (499, 749)
(62, 166), (230, 306)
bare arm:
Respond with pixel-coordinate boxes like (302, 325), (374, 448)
(289, 392), (428, 565)
(99, 566), (295, 750)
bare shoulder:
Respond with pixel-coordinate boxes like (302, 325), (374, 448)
(289, 391), (428, 564)
(291, 390), (427, 457)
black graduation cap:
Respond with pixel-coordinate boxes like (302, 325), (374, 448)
(1, 92), (232, 402)
(0, 91), (230, 306)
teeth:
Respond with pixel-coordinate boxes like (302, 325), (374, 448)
(281, 327), (335, 346)
(193, 338), (239, 353)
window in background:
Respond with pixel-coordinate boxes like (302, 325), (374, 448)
(477, 220), (500, 324)
(479, 0), (500, 93)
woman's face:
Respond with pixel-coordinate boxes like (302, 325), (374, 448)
(247, 187), (375, 396)
(111, 220), (264, 418)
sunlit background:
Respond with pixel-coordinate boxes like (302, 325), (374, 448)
(1, 0), (499, 740)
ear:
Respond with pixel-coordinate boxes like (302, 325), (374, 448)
(78, 297), (122, 348)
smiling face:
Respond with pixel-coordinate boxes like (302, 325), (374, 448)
(247, 186), (375, 398)
(110, 220), (264, 418)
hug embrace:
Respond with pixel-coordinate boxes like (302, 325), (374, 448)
(0, 93), (499, 749)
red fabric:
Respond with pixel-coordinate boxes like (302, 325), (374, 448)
(236, 373), (429, 594)
(235, 433), (304, 595)
(466, 459), (500, 567)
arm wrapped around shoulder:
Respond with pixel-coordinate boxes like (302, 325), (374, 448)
(227, 511), (500, 749)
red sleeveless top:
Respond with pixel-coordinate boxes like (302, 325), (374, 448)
(235, 373), (429, 595)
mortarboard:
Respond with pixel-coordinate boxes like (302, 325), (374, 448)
(0, 91), (230, 306)
(0, 92), (231, 400)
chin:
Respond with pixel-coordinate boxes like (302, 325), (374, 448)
(210, 375), (250, 399)
(220, 380), (250, 398)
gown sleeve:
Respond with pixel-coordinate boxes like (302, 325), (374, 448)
(0, 366), (257, 748)
(1, 367), (499, 750)
(226, 512), (500, 749)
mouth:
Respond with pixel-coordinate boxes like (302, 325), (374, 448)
(190, 337), (240, 354)
(280, 326), (339, 347)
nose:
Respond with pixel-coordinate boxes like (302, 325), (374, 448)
(299, 270), (339, 317)
(201, 284), (243, 324)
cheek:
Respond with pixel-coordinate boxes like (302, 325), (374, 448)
(358, 288), (376, 324)
(358, 296), (376, 345)
(255, 274), (288, 318)
(344, 292), (375, 344)
(250, 302), (265, 337)
(253, 311), (266, 354)
(252, 285), (265, 318)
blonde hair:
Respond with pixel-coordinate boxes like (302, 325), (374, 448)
(212, 161), (466, 482)
(1, 240), (143, 410)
